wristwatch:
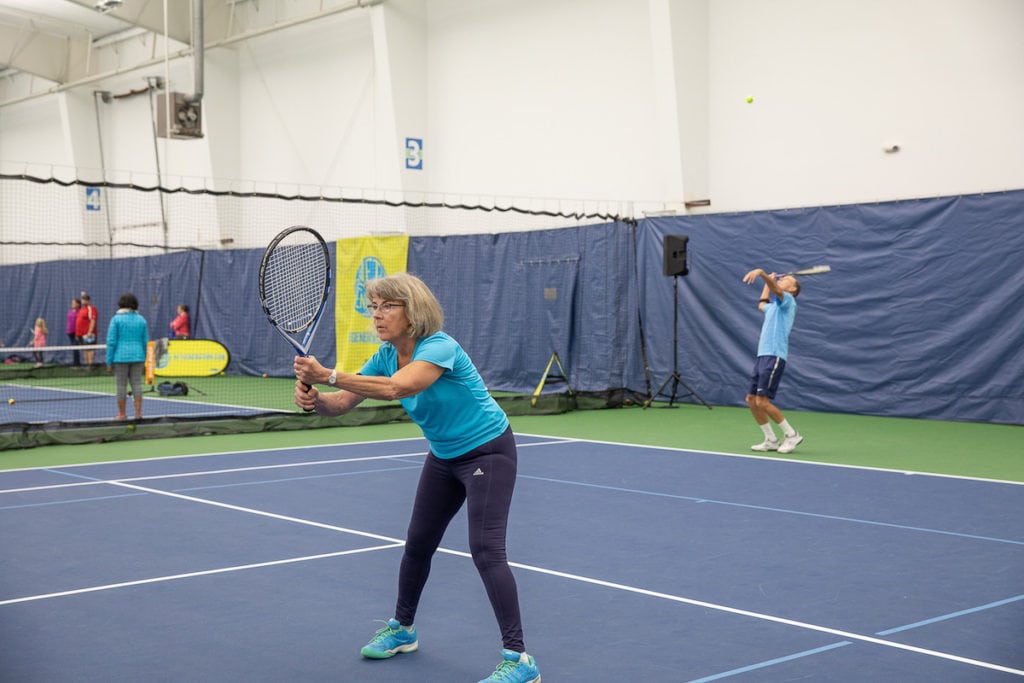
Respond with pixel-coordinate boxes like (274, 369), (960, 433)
(328, 369), (337, 385)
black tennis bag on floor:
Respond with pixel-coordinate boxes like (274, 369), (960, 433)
(157, 381), (189, 396)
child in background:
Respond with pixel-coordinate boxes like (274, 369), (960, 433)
(170, 304), (191, 339)
(32, 317), (48, 368)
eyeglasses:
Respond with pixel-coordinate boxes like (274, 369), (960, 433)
(367, 302), (406, 314)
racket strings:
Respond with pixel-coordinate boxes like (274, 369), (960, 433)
(262, 242), (328, 333)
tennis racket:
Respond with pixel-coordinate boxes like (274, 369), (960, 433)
(258, 226), (332, 403)
(785, 264), (831, 276)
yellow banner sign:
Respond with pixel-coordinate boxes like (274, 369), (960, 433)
(153, 339), (230, 377)
(335, 235), (409, 373)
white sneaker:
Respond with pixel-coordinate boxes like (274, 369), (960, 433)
(777, 432), (804, 454)
(751, 438), (781, 452)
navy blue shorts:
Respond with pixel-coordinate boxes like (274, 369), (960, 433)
(749, 355), (786, 400)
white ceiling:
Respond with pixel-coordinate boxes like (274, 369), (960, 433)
(0, 0), (194, 100)
(0, 0), (138, 76)
(0, 0), (373, 105)
(0, 0), (132, 40)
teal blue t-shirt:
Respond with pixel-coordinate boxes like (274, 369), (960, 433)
(360, 332), (509, 458)
(757, 292), (797, 360)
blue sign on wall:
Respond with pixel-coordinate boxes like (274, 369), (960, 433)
(405, 137), (423, 170)
(85, 187), (102, 211)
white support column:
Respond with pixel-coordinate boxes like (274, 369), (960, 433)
(58, 90), (104, 250)
(369, 0), (428, 196)
(650, 0), (710, 210)
(671, 0), (710, 207)
(648, 0), (686, 207)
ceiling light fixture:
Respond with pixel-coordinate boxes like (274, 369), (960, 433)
(94, 0), (124, 13)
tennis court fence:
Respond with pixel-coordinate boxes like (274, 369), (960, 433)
(0, 173), (634, 450)
(0, 341), (605, 451)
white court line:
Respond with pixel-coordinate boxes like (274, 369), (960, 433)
(113, 480), (409, 544)
(0, 438), (571, 495)
(514, 432), (1024, 487)
(0, 434), (570, 477)
(2, 429), (1017, 486)
(4, 477), (1021, 677)
(0, 435), (431, 474)
(503, 563), (1024, 678)
(0, 543), (403, 606)
(0, 452), (428, 494)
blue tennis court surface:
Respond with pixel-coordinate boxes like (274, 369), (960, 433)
(1, 435), (1021, 681)
(1, 383), (275, 422)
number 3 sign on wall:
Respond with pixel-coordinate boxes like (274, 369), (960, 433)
(405, 137), (423, 170)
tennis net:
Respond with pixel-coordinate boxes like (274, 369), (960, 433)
(1, 173), (611, 449)
(1, 343), (106, 368)
(0, 343), (311, 441)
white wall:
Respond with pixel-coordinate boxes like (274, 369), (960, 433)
(706, 0), (1024, 211)
(1, 0), (1022, 224)
(235, 12), (380, 190)
(0, 97), (68, 171)
(426, 0), (665, 202)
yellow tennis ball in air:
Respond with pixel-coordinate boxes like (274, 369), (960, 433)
(262, 373), (268, 378)
(7, 398), (14, 404)
(746, 95), (754, 104)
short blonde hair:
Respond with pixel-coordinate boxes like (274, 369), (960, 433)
(364, 272), (444, 339)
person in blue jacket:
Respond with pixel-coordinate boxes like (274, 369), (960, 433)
(293, 272), (540, 683)
(106, 292), (149, 421)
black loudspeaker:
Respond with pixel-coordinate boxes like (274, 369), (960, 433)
(663, 234), (689, 276)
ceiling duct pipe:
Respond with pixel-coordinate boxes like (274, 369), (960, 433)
(157, 0), (204, 138)
(188, 0), (204, 105)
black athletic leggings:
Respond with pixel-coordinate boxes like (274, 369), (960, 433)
(394, 426), (525, 653)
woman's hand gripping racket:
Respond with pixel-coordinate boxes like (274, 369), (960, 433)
(258, 226), (332, 410)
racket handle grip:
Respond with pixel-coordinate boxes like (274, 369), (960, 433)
(302, 382), (314, 413)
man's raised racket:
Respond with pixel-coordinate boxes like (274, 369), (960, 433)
(258, 225), (331, 404)
(784, 264), (831, 276)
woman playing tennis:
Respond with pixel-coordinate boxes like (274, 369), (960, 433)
(293, 272), (540, 683)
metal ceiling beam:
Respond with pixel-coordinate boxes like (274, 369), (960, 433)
(60, 0), (193, 44)
(0, 22), (91, 83)
(0, 0), (383, 108)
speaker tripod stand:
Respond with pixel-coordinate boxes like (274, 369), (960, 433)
(644, 274), (711, 409)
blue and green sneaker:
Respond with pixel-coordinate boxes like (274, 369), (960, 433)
(478, 649), (541, 682)
(359, 618), (418, 659)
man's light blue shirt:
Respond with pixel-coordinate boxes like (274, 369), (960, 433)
(757, 292), (797, 360)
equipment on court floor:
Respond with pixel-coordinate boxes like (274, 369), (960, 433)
(531, 352), (573, 406)
(646, 235), (710, 410)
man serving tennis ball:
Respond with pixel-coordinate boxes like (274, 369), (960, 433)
(742, 268), (804, 454)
